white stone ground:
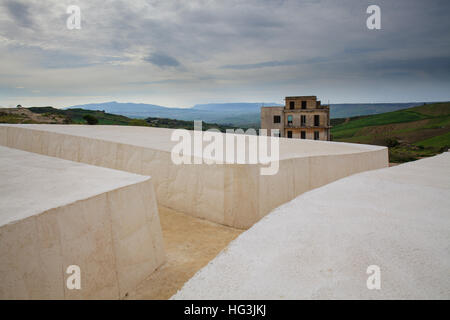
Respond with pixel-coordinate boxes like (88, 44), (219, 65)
(173, 153), (450, 299)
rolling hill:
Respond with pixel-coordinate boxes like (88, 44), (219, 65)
(331, 102), (450, 162)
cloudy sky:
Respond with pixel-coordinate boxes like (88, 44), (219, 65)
(1, 0), (449, 108)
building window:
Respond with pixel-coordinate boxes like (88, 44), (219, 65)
(314, 115), (320, 126)
(273, 115), (281, 123)
(314, 131), (320, 140)
(301, 101), (307, 109)
(287, 131), (292, 138)
(301, 131), (306, 139)
(301, 115), (306, 127)
(289, 101), (295, 109)
(287, 115), (293, 125)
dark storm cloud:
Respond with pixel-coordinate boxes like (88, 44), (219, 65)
(366, 56), (450, 80)
(3, 0), (34, 28)
(144, 52), (181, 68)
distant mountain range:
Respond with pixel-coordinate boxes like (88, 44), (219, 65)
(67, 101), (430, 127)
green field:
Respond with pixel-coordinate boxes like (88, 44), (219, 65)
(331, 102), (450, 163)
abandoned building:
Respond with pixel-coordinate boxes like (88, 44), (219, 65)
(261, 96), (331, 140)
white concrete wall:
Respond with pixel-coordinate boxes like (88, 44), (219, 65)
(0, 146), (165, 299)
(0, 124), (388, 229)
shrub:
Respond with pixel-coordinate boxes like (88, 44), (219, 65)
(83, 114), (98, 125)
(63, 116), (72, 124)
(389, 150), (417, 163)
(384, 137), (400, 148)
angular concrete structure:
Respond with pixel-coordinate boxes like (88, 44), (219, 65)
(0, 146), (165, 299)
(0, 124), (388, 229)
(172, 153), (450, 299)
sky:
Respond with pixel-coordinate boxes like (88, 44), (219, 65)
(1, 0), (449, 108)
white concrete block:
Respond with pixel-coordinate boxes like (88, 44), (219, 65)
(0, 146), (165, 299)
(0, 124), (388, 229)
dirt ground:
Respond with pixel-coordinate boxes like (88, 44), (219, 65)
(125, 206), (243, 300)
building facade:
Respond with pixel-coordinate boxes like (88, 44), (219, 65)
(261, 96), (331, 140)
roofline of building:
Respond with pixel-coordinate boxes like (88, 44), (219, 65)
(285, 96), (317, 99)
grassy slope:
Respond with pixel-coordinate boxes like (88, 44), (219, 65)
(28, 107), (148, 126)
(0, 112), (33, 124)
(0, 108), (68, 124)
(331, 102), (450, 162)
